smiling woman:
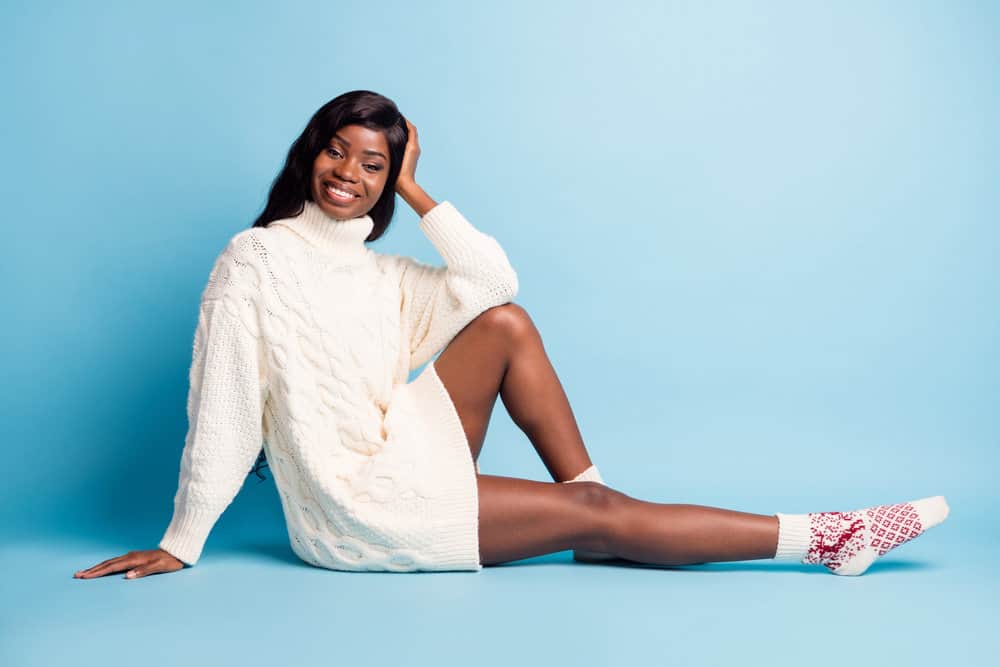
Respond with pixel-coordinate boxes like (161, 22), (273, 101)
(76, 89), (528, 577)
(73, 89), (949, 582)
(250, 91), (411, 238)
(313, 127), (390, 216)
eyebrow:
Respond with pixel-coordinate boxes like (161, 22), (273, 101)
(331, 134), (388, 161)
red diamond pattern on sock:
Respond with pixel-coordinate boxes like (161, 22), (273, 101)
(803, 502), (924, 573)
(867, 502), (923, 556)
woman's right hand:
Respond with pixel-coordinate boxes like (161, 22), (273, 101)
(394, 116), (421, 193)
(74, 548), (185, 580)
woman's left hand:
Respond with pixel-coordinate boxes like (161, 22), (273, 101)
(395, 116), (420, 193)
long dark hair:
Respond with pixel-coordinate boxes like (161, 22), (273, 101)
(247, 90), (409, 482)
(250, 89), (410, 239)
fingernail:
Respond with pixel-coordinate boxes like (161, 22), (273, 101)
(126, 571), (135, 578)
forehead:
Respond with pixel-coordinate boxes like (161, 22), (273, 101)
(329, 124), (389, 153)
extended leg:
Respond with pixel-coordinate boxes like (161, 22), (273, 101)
(477, 475), (779, 566)
(477, 477), (950, 575)
(434, 303), (594, 481)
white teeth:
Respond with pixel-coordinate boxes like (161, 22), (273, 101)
(326, 184), (356, 199)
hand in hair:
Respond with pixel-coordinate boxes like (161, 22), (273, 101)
(395, 116), (421, 193)
(73, 548), (185, 580)
(394, 116), (439, 217)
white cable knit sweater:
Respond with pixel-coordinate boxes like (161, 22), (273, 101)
(158, 199), (518, 572)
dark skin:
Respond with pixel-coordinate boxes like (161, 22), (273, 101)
(435, 305), (779, 565)
(74, 117), (780, 580)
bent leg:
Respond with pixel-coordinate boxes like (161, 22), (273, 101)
(477, 475), (779, 566)
(434, 303), (594, 480)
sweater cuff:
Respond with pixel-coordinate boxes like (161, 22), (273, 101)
(158, 502), (223, 566)
(418, 201), (498, 269)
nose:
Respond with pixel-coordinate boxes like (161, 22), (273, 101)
(333, 159), (360, 183)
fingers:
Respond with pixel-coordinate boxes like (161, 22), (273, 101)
(403, 117), (419, 144)
(74, 551), (134, 579)
(74, 549), (182, 580)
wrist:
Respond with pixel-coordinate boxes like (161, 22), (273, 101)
(396, 178), (420, 198)
(396, 181), (438, 218)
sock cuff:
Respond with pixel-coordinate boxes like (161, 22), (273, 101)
(565, 464), (604, 485)
(773, 512), (811, 561)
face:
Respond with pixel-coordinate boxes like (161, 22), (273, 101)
(310, 124), (391, 220)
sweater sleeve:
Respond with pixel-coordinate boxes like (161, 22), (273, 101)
(158, 235), (269, 566)
(397, 200), (519, 371)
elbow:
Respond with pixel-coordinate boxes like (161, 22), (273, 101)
(475, 266), (518, 312)
(499, 265), (519, 302)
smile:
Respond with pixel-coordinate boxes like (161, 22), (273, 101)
(325, 183), (360, 202)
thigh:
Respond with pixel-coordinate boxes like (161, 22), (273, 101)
(477, 474), (614, 565)
(433, 306), (519, 459)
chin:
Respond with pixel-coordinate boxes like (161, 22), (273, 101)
(314, 199), (354, 220)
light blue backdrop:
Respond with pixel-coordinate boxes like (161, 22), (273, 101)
(3, 1), (997, 665)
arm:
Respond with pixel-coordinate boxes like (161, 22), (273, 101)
(396, 179), (438, 218)
(74, 234), (269, 579)
(397, 199), (519, 370)
(391, 117), (518, 369)
(157, 236), (269, 566)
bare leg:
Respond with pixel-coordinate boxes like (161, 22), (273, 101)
(435, 305), (780, 567)
(433, 303), (593, 481)
(478, 475), (780, 566)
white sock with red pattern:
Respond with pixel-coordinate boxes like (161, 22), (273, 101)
(773, 496), (950, 575)
(565, 463), (604, 485)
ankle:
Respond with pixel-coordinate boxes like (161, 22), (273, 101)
(773, 496), (949, 576)
(565, 463), (604, 485)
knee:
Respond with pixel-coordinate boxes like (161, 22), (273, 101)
(474, 302), (535, 341)
(567, 481), (621, 515)
(566, 481), (624, 550)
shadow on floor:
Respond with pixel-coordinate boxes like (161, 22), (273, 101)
(490, 552), (936, 575)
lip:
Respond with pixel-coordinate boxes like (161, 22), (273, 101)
(323, 181), (361, 203)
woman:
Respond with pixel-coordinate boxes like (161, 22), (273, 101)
(74, 90), (949, 580)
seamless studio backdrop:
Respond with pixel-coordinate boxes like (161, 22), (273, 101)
(3, 1), (997, 666)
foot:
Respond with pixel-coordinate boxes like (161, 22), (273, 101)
(804, 495), (950, 575)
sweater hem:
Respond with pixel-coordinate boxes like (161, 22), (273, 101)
(409, 360), (483, 571)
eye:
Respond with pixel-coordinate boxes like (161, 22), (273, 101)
(364, 164), (383, 172)
(326, 148), (341, 158)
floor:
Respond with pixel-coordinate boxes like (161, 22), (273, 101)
(5, 488), (996, 666)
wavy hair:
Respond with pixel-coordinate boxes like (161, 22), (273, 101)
(250, 89), (409, 239)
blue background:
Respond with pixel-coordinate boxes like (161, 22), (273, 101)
(3, 0), (997, 665)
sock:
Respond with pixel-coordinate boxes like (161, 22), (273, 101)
(566, 463), (604, 485)
(563, 464), (618, 561)
(774, 495), (950, 576)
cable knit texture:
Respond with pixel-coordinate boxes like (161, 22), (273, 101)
(158, 200), (518, 572)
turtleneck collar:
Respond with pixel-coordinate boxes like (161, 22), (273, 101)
(269, 200), (375, 263)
